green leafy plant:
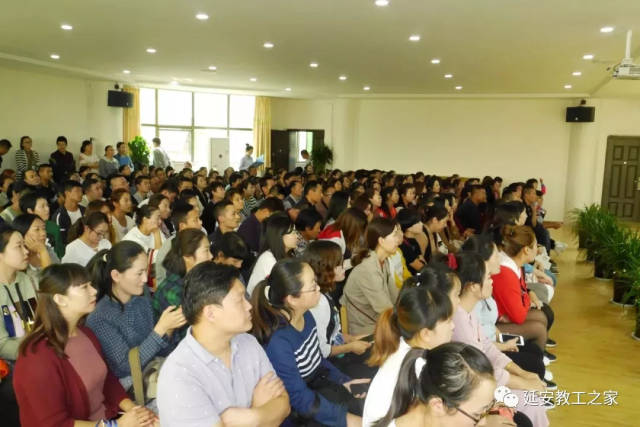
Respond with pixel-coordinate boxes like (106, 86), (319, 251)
(569, 204), (600, 249)
(311, 144), (334, 173)
(623, 263), (640, 339)
(128, 136), (150, 169)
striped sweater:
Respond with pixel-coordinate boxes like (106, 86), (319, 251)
(14, 149), (40, 180)
(265, 311), (351, 426)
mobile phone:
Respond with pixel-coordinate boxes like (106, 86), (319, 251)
(498, 333), (524, 346)
(350, 383), (370, 396)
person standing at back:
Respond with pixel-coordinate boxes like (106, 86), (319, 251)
(49, 136), (75, 184)
(14, 136), (40, 181)
(152, 137), (171, 170)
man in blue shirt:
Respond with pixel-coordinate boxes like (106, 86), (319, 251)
(115, 142), (134, 171)
(157, 263), (290, 427)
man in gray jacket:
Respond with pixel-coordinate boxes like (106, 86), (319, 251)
(152, 137), (171, 169)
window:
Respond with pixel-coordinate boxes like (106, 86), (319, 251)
(140, 88), (254, 170)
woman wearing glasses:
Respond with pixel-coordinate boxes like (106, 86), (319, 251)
(61, 212), (112, 266)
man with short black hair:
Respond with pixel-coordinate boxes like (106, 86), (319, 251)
(208, 200), (241, 247)
(295, 180), (322, 212)
(212, 232), (250, 271)
(283, 181), (303, 211)
(237, 197), (284, 254)
(80, 178), (103, 207)
(293, 208), (322, 256)
(456, 184), (486, 235)
(52, 180), (85, 243)
(157, 263), (290, 427)
(0, 138), (12, 169)
(49, 136), (75, 184)
(133, 175), (151, 204)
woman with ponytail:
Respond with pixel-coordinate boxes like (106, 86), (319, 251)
(61, 212), (111, 266)
(14, 264), (157, 427)
(451, 251), (547, 427)
(373, 343), (513, 427)
(251, 258), (367, 427)
(341, 217), (401, 335)
(85, 241), (185, 386)
(363, 270), (454, 426)
(492, 225), (555, 356)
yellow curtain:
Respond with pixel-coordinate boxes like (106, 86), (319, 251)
(253, 96), (271, 167)
(122, 86), (140, 143)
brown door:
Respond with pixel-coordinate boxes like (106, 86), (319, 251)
(270, 130), (289, 171)
(601, 136), (640, 221)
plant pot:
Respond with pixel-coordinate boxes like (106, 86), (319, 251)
(611, 278), (634, 305)
(594, 255), (612, 279)
(578, 232), (587, 249)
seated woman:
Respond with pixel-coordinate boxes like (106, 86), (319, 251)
(61, 212), (112, 266)
(86, 241), (186, 389)
(396, 208), (426, 275)
(325, 190), (349, 225)
(147, 194), (173, 239)
(318, 207), (368, 272)
(251, 259), (367, 427)
(304, 240), (376, 379)
(374, 343), (504, 427)
(363, 270), (454, 426)
(19, 191), (64, 259)
(451, 251), (548, 427)
(123, 205), (165, 289)
(378, 187), (399, 219)
(85, 200), (117, 245)
(13, 264), (156, 427)
(152, 229), (212, 331)
(110, 188), (135, 243)
(247, 212), (298, 296)
(492, 225), (556, 360)
(340, 217), (400, 335)
(366, 187), (383, 218)
(421, 203), (450, 262)
(12, 214), (58, 277)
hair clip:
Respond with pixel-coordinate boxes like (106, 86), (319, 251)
(447, 253), (458, 270)
(414, 356), (427, 378)
(264, 285), (271, 302)
(102, 253), (108, 262)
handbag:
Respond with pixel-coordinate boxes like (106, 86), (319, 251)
(128, 347), (164, 406)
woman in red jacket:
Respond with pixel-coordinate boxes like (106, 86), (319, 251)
(13, 263), (157, 427)
(491, 225), (555, 355)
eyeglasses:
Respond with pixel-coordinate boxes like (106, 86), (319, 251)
(299, 279), (320, 294)
(90, 228), (107, 239)
(456, 399), (496, 426)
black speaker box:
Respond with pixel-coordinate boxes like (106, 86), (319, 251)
(566, 106), (595, 122)
(108, 90), (134, 108)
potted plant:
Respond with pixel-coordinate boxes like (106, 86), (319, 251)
(599, 226), (640, 305)
(623, 264), (640, 340)
(570, 204), (600, 250)
(585, 208), (618, 279)
(310, 144), (333, 174)
(128, 136), (151, 170)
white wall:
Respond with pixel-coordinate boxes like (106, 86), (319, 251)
(0, 65), (122, 170)
(273, 96), (576, 219)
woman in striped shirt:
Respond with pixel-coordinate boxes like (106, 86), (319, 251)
(252, 259), (367, 427)
(14, 136), (40, 181)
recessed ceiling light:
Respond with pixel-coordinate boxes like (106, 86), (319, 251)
(263, 42), (274, 49)
(363, 86), (371, 91)
(409, 35), (421, 42)
(455, 86), (463, 90)
(375, 0), (390, 6)
(60, 24), (73, 31)
(249, 77), (258, 82)
(170, 80), (179, 86)
(564, 84), (572, 89)
(123, 70), (131, 74)
(444, 74), (453, 79)
(600, 26), (614, 33)
(285, 87), (292, 92)
(572, 71), (582, 76)
(309, 62), (319, 68)
(146, 48), (157, 54)
(195, 13), (209, 20)
(431, 58), (441, 64)
(50, 54), (60, 60)
(208, 65), (217, 71)
(339, 75), (348, 81)
(583, 54), (594, 60)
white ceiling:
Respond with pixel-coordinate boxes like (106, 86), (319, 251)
(1, 0), (640, 97)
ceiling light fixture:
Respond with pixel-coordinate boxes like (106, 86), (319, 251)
(431, 58), (441, 64)
(146, 48), (157, 54)
(60, 24), (73, 31)
(123, 70), (131, 74)
(409, 35), (421, 42)
(208, 65), (217, 71)
(375, 0), (390, 6)
(564, 84), (572, 89)
(250, 77), (258, 82)
(285, 87), (292, 92)
(363, 86), (371, 91)
(309, 62), (319, 68)
(195, 13), (209, 20)
(583, 54), (594, 60)
(263, 42), (274, 49)
(572, 71), (582, 76)
(170, 80), (179, 86)
(339, 75), (348, 81)
(600, 26), (614, 33)
(444, 74), (453, 79)
(455, 86), (463, 90)
(50, 54), (60, 60)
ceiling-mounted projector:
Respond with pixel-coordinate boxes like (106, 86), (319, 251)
(612, 30), (640, 80)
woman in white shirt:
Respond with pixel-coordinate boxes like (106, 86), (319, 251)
(122, 204), (165, 262)
(62, 212), (112, 266)
(247, 212), (298, 297)
(373, 343), (500, 427)
(110, 188), (135, 242)
(77, 140), (99, 173)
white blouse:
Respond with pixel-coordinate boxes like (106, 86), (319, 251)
(62, 238), (112, 266)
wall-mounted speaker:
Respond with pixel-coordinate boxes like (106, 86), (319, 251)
(107, 90), (133, 108)
(566, 106), (595, 122)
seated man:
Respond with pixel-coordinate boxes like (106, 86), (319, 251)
(157, 263), (290, 427)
